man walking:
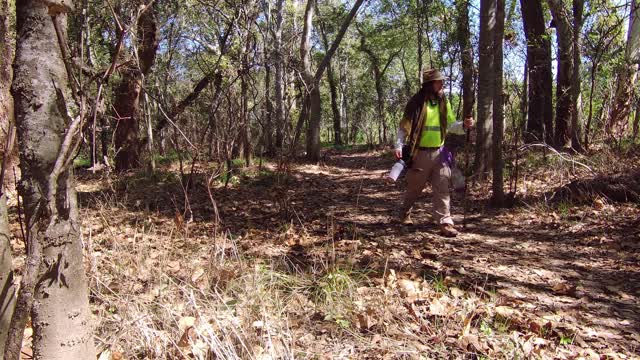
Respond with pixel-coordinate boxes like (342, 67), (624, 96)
(395, 69), (474, 237)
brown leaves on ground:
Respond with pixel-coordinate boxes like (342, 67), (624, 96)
(57, 146), (640, 359)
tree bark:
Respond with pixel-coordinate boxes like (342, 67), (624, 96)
(475, 0), (496, 177)
(0, 194), (15, 357)
(633, 98), (640, 141)
(274, 0), (285, 150)
(8, 1), (95, 358)
(521, 0), (554, 143)
(0, 0), (16, 191)
(607, 0), (640, 136)
(457, 0), (474, 119)
(318, 17), (342, 146)
(417, 1), (423, 83)
(547, 0), (574, 148)
(113, 0), (159, 171)
(301, 0), (317, 160)
(0, 3), (16, 336)
(492, 0), (505, 205)
(570, 0), (584, 152)
(327, 62), (342, 146)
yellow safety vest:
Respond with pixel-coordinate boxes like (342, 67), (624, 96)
(418, 100), (456, 148)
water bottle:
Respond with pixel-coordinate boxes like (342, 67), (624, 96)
(388, 160), (406, 181)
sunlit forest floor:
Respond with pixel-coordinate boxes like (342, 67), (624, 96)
(10, 144), (640, 359)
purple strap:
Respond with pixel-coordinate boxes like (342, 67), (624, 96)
(440, 146), (455, 167)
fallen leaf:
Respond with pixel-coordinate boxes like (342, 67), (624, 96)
(429, 298), (453, 316)
(495, 306), (517, 318)
(552, 282), (576, 296)
(450, 287), (464, 298)
(179, 316), (196, 333)
(191, 268), (206, 283)
(593, 198), (605, 211)
(167, 260), (181, 273)
(397, 279), (419, 298)
(457, 335), (482, 352)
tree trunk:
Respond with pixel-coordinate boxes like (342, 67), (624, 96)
(417, 2), (423, 84)
(303, 0), (364, 161)
(584, 60), (598, 149)
(608, 0), (640, 136)
(457, 0), (474, 119)
(0, 0), (16, 191)
(547, 0), (574, 148)
(339, 60), (349, 144)
(633, 98), (640, 141)
(374, 67), (386, 144)
(521, 0), (554, 143)
(241, 60), (251, 166)
(492, 0), (505, 205)
(274, 0), (285, 150)
(264, 61), (274, 154)
(0, 194), (15, 357)
(571, 0), (584, 151)
(475, 0), (496, 177)
(327, 62), (342, 146)
(318, 17), (342, 147)
(113, 0), (158, 171)
(301, 0), (319, 161)
(8, 1), (95, 359)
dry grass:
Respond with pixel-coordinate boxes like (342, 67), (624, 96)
(82, 197), (579, 360)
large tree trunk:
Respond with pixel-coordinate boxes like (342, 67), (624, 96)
(521, 0), (554, 143)
(457, 0), (474, 119)
(607, 0), (640, 136)
(8, 1), (95, 359)
(547, 0), (574, 148)
(492, 0), (505, 205)
(474, 0), (496, 177)
(0, 1), (17, 336)
(113, 1), (158, 171)
(0, 0), (16, 191)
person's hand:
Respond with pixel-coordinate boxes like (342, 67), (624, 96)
(394, 148), (402, 160)
(463, 116), (475, 129)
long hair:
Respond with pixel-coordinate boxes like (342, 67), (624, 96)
(421, 81), (445, 104)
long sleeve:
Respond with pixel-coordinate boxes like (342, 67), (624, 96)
(447, 121), (465, 135)
(445, 99), (465, 135)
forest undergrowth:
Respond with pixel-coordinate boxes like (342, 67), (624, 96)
(8, 144), (640, 359)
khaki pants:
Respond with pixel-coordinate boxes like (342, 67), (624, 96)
(402, 148), (453, 225)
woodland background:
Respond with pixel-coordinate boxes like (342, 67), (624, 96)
(0, 0), (639, 359)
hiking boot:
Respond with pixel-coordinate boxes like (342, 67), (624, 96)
(439, 224), (459, 237)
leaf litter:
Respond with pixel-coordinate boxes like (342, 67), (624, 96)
(7, 147), (634, 359)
